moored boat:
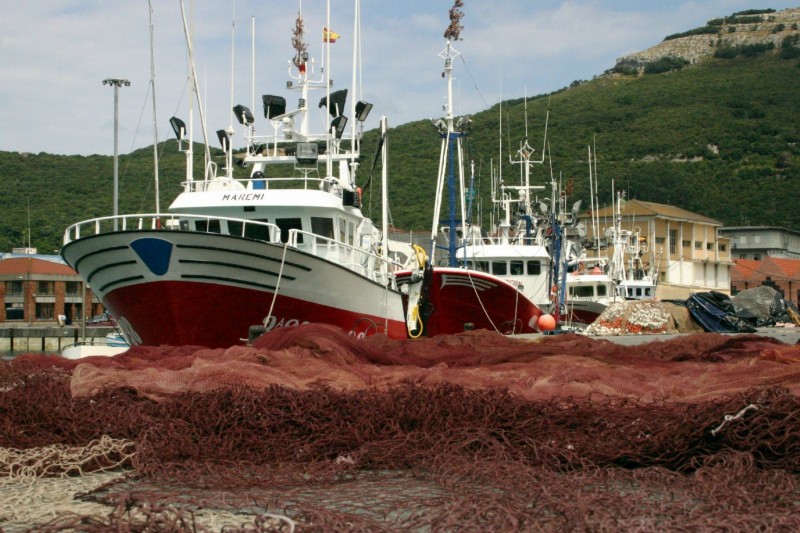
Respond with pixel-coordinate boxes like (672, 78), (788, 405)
(396, 5), (546, 337)
(60, 1), (406, 348)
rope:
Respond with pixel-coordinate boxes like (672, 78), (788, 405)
(265, 241), (289, 328)
(466, 269), (501, 334)
(710, 404), (759, 436)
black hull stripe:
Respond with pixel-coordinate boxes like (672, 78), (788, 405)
(180, 274), (277, 291)
(179, 259), (296, 281)
(176, 243), (311, 272)
(72, 245), (129, 272)
(100, 275), (145, 293)
(88, 260), (138, 285)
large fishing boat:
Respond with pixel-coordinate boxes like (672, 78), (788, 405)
(61, 1), (406, 348)
(396, 7), (546, 337)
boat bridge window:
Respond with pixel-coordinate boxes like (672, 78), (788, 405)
(227, 219), (272, 241)
(510, 261), (524, 276)
(492, 261), (507, 276)
(196, 219), (221, 234)
(311, 217), (334, 243)
(570, 285), (595, 298)
(276, 217), (303, 244)
(597, 285), (608, 297)
(338, 218), (355, 246)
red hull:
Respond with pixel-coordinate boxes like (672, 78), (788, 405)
(104, 280), (407, 348)
(397, 268), (543, 336)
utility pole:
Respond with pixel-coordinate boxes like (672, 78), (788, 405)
(103, 78), (130, 230)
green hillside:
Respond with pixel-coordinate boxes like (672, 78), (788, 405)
(1, 40), (799, 253)
(368, 49), (800, 234)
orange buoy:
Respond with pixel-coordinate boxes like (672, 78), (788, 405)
(537, 313), (556, 331)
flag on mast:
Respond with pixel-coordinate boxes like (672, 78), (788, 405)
(323, 27), (340, 43)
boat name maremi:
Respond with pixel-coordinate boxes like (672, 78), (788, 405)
(221, 193), (265, 201)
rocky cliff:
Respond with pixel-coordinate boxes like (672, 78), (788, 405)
(616, 7), (800, 68)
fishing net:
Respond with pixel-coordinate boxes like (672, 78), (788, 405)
(2, 324), (800, 531)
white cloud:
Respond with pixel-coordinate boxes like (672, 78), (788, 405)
(0, 0), (797, 155)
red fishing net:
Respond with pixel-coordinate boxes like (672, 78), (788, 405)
(2, 324), (800, 531)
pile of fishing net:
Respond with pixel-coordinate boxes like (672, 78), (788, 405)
(3, 324), (800, 531)
(585, 300), (702, 336)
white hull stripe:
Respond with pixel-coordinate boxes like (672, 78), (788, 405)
(440, 274), (497, 291)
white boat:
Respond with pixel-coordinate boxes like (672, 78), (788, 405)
(606, 191), (658, 301)
(61, 333), (129, 359)
(60, 1), (406, 348)
(395, 7), (547, 336)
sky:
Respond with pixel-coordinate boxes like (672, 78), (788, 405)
(1, 0), (798, 156)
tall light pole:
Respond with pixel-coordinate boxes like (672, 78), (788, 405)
(103, 78), (130, 229)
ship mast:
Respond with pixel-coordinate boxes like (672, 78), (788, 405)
(430, 0), (468, 267)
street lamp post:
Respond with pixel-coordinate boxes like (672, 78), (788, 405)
(102, 78), (130, 229)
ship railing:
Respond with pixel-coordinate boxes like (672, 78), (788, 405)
(288, 229), (397, 287)
(63, 214), (281, 245)
(179, 175), (345, 193)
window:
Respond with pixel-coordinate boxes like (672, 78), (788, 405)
(5, 281), (23, 296)
(276, 218), (303, 244)
(597, 284), (608, 297)
(570, 285), (595, 298)
(245, 219), (271, 241)
(37, 281), (54, 296)
(706, 242), (714, 251)
(510, 260), (524, 275)
(65, 282), (80, 296)
(682, 240), (691, 248)
(739, 253), (747, 259)
(527, 260), (541, 275)
(492, 262), (507, 276)
(720, 244), (726, 252)
(695, 241), (702, 249)
(196, 219), (221, 233)
(754, 253), (762, 261)
(669, 230), (677, 255)
(655, 237), (666, 245)
(5, 303), (23, 320)
(228, 220), (243, 236)
(36, 302), (54, 320)
(311, 217), (334, 243)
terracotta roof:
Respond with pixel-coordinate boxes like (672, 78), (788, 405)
(768, 257), (800, 279)
(0, 257), (77, 276)
(732, 257), (800, 283)
(586, 199), (722, 226)
(732, 259), (762, 278)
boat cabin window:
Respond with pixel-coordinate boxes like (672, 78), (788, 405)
(227, 219), (272, 241)
(311, 217), (334, 243)
(492, 261), (507, 276)
(570, 285), (595, 298)
(597, 285), (608, 297)
(338, 219), (355, 246)
(460, 260), (489, 272)
(195, 219), (221, 234)
(276, 217), (303, 244)
(527, 261), (542, 275)
(510, 261), (524, 276)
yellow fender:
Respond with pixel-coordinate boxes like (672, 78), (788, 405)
(412, 244), (428, 269)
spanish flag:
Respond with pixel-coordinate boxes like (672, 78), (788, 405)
(323, 27), (340, 43)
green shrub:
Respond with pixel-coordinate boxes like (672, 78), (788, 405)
(644, 56), (689, 74)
